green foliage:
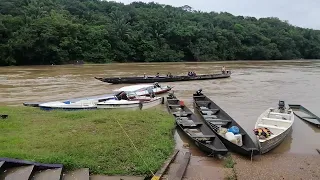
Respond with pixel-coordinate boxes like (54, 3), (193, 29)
(0, 106), (175, 175)
(1, 0), (320, 65)
(224, 155), (236, 168)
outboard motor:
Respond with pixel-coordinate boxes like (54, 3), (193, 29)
(196, 89), (203, 96)
(278, 100), (285, 113)
(154, 82), (160, 88)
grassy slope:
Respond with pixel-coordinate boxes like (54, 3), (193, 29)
(0, 106), (175, 175)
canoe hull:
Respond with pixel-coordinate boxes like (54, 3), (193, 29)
(255, 107), (294, 154)
(96, 72), (231, 84)
(259, 126), (292, 154)
(166, 94), (228, 156)
(288, 104), (320, 127)
(39, 106), (97, 111)
(193, 92), (259, 157)
(97, 103), (141, 110)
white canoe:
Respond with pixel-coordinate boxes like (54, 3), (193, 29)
(114, 83), (172, 96)
(39, 100), (98, 110)
(97, 97), (163, 110)
(255, 106), (294, 154)
(39, 96), (116, 110)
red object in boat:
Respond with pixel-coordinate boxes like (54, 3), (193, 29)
(179, 101), (185, 107)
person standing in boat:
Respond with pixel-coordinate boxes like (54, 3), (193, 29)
(156, 73), (160, 77)
(147, 87), (155, 98)
(221, 66), (226, 74)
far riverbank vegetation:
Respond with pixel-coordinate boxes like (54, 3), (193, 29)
(1, 0), (320, 66)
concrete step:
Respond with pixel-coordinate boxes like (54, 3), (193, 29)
(62, 168), (89, 180)
(31, 168), (62, 180)
(183, 165), (231, 180)
(90, 175), (144, 180)
(0, 165), (34, 180)
(0, 161), (4, 168)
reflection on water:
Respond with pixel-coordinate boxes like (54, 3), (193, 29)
(1, 60), (320, 155)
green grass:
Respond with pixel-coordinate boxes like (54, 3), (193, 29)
(223, 155), (236, 168)
(0, 106), (175, 175)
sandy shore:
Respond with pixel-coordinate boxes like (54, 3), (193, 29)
(233, 153), (320, 180)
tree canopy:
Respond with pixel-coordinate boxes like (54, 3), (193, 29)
(1, 0), (320, 65)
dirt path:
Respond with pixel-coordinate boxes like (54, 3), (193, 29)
(233, 153), (320, 180)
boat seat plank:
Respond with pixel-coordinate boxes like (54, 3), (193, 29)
(301, 116), (317, 119)
(269, 112), (291, 116)
(201, 109), (220, 115)
(209, 121), (228, 126)
(176, 118), (203, 127)
(196, 101), (211, 103)
(203, 115), (218, 119)
(172, 111), (193, 116)
(262, 117), (292, 123)
(168, 104), (182, 107)
(257, 124), (287, 130)
(184, 129), (215, 138)
(206, 119), (232, 123)
(193, 96), (206, 98)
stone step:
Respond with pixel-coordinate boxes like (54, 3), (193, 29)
(90, 175), (144, 180)
(0, 165), (34, 180)
(0, 161), (4, 168)
(183, 165), (231, 180)
(62, 168), (89, 180)
(30, 168), (62, 180)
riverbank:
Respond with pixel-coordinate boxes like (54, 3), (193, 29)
(0, 106), (175, 175)
(233, 152), (320, 180)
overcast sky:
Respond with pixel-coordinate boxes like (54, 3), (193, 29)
(115, 0), (320, 29)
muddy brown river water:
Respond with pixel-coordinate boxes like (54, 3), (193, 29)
(1, 60), (320, 156)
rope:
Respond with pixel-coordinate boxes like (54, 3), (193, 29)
(116, 120), (155, 177)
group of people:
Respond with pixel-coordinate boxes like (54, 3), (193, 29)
(142, 66), (228, 78)
(188, 71), (197, 77)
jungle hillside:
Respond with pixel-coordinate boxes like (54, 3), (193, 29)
(1, 0), (320, 66)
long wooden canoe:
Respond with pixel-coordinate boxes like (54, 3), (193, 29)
(193, 90), (260, 157)
(95, 72), (231, 84)
(166, 93), (228, 156)
(288, 104), (320, 128)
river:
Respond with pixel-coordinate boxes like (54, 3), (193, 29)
(1, 60), (320, 156)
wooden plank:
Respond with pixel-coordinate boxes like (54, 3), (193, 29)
(0, 165), (34, 180)
(151, 149), (179, 180)
(174, 151), (191, 180)
(62, 168), (89, 180)
(31, 168), (62, 180)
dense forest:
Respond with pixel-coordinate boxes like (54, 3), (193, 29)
(1, 0), (320, 65)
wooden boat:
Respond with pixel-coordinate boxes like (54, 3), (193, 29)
(255, 101), (294, 154)
(95, 71), (231, 84)
(193, 90), (260, 157)
(166, 93), (228, 156)
(288, 104), (320, 127)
